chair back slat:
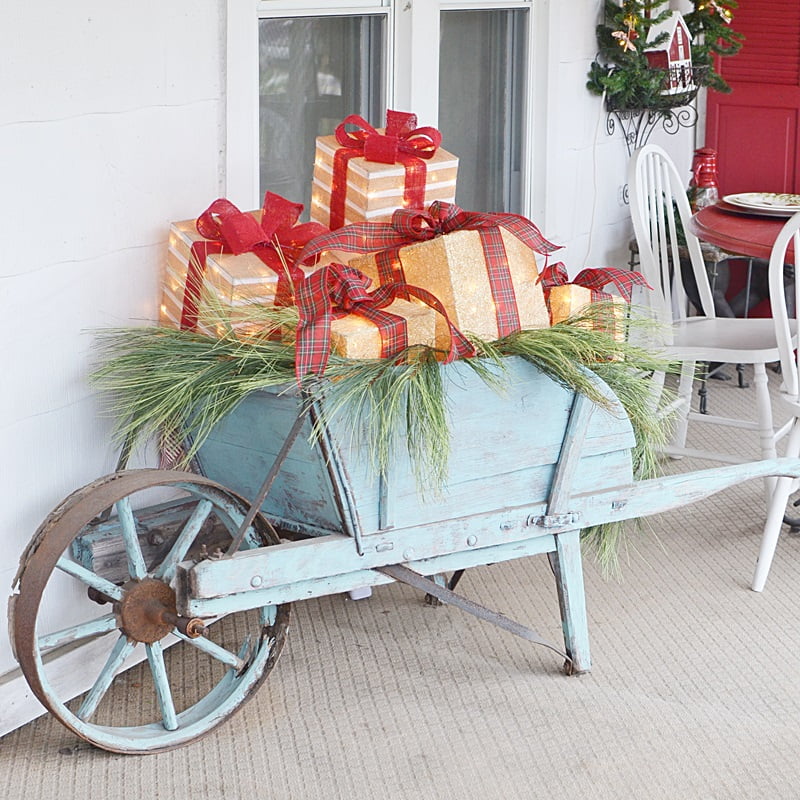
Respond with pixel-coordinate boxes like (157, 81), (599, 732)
(769, 211), (800, 397)
(628, 145), (717, 330)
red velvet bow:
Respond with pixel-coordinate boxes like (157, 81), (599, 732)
(538, 262), (651, 302)
(295, 263), (475, 381)
(328, 111), (442, 230)
(334, 111), (441, 165)
(180, 193), (327, 331)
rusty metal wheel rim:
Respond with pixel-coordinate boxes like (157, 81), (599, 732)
(10, 469), (290, 754)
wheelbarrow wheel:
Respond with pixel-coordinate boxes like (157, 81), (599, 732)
(10, 469), (290, 754)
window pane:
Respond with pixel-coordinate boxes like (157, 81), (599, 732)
(259, 15), (385, 213)
(439, 9), (528, 213)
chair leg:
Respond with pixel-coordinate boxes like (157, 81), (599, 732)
(698, 362), (709, 415)
(753, 418), (800, 592)
(753, 362), (778, 503)
(669, 361), (695, 451)
(753, 475), (793, 592)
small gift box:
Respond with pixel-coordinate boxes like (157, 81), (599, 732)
(310, 111), (458, 230)
(161, 223), (315, 334)
(330, 297), (437, 360)
(160, 194), (328, 335)
(540, 264), (651, 341)
(294, 263), (474, 380)
(547, 284), (628, 340)
(299, 202), (559, 350)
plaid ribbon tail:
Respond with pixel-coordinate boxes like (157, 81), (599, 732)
(403, 285), (476, 362)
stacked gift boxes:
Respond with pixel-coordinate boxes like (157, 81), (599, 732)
(161, 111), (640, 366)
(310, 133), (459, 228)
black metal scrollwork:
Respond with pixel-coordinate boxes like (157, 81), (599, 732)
(607, 105), (699, 157)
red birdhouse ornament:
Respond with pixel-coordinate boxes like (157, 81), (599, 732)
(643, 11), (694, 94)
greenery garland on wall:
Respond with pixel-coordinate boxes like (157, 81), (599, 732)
(587, 0), (743, 112)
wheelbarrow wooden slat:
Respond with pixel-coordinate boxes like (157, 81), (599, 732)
(195, 359), (636, 540)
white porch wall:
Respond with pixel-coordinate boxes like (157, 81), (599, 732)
(0, 0), (226, 728)
(0, 0), (698, 734)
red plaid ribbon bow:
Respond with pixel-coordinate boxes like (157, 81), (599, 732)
(538, 262), (651, 302)
(297, 201), (562, 339)
(329, 111), (442, 230)
(181, 193), (327, 331)
(295, 263), (475, 381)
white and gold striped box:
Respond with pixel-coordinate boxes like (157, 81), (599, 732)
(310, 133), (458, 228)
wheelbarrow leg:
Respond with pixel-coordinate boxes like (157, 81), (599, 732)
(549, 528), (591, 675)
(424, 573), (446, 606)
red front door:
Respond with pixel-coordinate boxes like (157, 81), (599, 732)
(705, 0), (800, 195)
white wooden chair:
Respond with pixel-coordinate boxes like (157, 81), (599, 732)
(628, 144), (789, 468)
(752, 210), (800, 591)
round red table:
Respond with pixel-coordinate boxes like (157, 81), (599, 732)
(687, 204), (796, 264)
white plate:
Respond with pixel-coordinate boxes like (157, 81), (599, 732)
(724, 192), (800, 215)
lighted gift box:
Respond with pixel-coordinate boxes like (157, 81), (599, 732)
(310, 133), (459, 228)
(349, 227), (551, 349)
(329, 298), (437, 360)
(159, 217), (318, 335)
(160, 244), (287, 337)
(547, 284), (627, 340)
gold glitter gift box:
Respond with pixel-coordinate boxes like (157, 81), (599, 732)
(349, 228), (551, 350)
(329, 298), (437, 360)
(310, 133), (459, 228)
(160, 216), (317, 336)
(547, 284), (626, 340)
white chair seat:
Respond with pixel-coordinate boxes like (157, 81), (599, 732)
(669, 317), (798, 364)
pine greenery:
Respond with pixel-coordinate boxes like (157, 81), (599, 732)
(91, 302), (677, 572)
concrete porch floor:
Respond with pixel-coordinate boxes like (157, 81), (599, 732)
(3, 364), (800, 800)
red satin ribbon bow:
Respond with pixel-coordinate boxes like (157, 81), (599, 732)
(181, 193), (327, 331)
(538, 262), (651, 302)
(328, 111), (442, 230)
(294, 262), (475, 381)
(297, 201), (563, 339)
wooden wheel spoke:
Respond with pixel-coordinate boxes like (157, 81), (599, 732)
(77, 634), (136, 722)
(38, 613), (118, 652)
(175, 630), (248, 672)
(145, 641), (178, 731)
(116, 497), (147, 580)
(15, 471), (290, 753)
(55, 557), (124, 601)
(154, 499), (213, 582)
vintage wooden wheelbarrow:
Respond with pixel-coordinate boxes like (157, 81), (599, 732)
(9, 357), (800, 754)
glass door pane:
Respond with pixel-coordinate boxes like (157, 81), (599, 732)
(259, 15), (385, 213)
(439, 9), (528, 213)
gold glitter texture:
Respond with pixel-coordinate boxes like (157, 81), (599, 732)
(548, 284), (626, 341)
(350, 228), (551, 349)
(329, 298), (437, 360)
